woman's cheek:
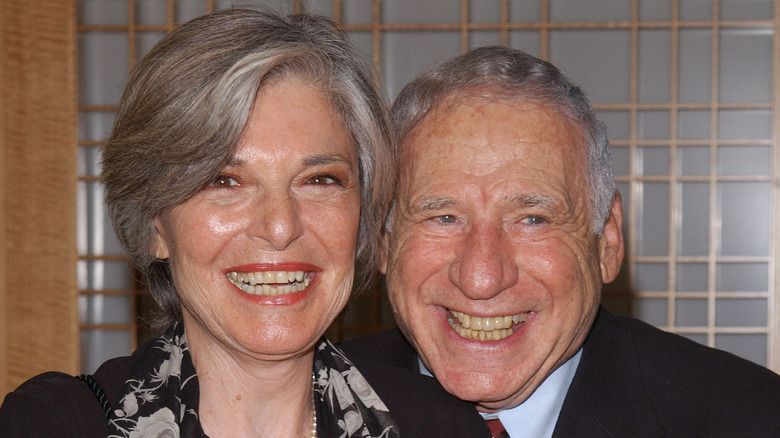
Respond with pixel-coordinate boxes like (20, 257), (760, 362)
(201, 205), (247, 238)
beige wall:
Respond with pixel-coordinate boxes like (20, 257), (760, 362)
(0, 0), (78, 396)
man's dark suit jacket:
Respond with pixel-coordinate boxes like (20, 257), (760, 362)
(340, 307), (780, 437)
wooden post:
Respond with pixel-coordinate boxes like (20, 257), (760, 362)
(0, 0), (78, 397)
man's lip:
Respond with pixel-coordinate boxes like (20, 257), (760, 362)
(444, 307), (531, 341)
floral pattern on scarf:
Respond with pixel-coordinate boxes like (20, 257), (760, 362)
(315, 339), (399, 438)
(106, 324), (399, 438)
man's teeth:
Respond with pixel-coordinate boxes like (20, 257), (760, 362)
(226, 271), (310, 296)
(448, 310), (529, 341)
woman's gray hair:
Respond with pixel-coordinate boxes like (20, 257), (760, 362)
(391, 46), (614, 234)
(101, 8), (394, 329)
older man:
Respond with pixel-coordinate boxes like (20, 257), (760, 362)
(341, 46), (780, 437)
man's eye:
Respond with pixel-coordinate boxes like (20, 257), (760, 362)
(209, 175), (238, 188)
(521, 216), (547, 225)
(433, 215), (457, 224)
(307, 174), (342, 186)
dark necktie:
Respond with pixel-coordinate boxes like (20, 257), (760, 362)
(486, 418), (510, 438)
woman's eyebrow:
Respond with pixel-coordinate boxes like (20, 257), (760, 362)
(224, 155), (244, 168)
(224, 152), (353, 168)
(302, 152), (353, 167)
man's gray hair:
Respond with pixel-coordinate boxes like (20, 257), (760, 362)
(391, 46), (614, 234)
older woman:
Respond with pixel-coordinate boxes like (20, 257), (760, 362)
(1, 9), (397, 437)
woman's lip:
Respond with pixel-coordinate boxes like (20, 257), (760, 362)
(224, 262), (320, 306)
(223, 262), (322, 274)
(236, 288), (310, 305)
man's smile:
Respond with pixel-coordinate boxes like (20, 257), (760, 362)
(447, 309), (530, 341)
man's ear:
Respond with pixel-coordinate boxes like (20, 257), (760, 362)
(599, 191), (625, 284)
(151, 217), (171, 261)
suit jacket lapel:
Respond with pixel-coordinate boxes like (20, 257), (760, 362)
(553, 308), (664, 437)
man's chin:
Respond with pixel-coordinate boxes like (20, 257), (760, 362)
(436, 369), (528, 408)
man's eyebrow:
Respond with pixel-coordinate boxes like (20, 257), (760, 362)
(407, 194), (564, 212)
(407, 196), (457, 216)
(509, 193), (564, 212)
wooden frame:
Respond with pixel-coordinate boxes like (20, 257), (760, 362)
(0, 0), (78, 396)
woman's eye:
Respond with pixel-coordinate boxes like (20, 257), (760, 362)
(521, 215), (547, 225)
(209, 175), (239, 188)
(307, 174), (342, 186)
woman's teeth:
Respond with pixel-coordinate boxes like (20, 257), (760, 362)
(226, 271), (310, 296)
(447, 310), (529, 341)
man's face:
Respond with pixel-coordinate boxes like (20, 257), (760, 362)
(383, 96), (623, 412)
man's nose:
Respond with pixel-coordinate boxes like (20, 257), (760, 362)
(449, 222), (518, 300)
(247, 192), (303, 250)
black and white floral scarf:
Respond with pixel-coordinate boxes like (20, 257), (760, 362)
(105, 324), (399, 438)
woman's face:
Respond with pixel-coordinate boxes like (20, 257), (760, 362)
(153, 78), (360, 361)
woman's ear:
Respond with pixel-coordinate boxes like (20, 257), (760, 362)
(378, 231), (390, 275)
(151, 217), (171, 260)
(599, 191), (625, 284)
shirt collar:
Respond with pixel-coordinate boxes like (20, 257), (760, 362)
(419, 349), (582, 438)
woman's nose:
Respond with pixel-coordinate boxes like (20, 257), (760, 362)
(449, 222), (518, 300)
(248, 192), (303, 250)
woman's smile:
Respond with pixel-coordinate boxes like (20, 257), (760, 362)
(223, 263), (322, 307)
(226, 270), (312, 295)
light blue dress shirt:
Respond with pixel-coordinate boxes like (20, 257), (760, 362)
(420, 349), (582, 438)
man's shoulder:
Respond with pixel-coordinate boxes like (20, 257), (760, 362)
(339, 328), (417, 370)
(563, 308), (780, 436)
(596, 309), (780, 384)
(339, 329), (492, 438)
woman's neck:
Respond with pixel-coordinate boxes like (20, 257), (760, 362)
(185, 324), (318, 437)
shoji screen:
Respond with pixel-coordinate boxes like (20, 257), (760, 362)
(77, 0), (779, 372)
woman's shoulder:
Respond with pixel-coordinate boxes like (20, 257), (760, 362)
(0, 347), (140, 438)
(0, 371), (109, 437)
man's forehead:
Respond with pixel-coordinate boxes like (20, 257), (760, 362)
(400, 97), (586, 167)
(394, 95), (590, 216)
